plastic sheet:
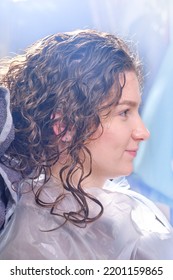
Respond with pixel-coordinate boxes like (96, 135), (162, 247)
(0, 178), (173, 260)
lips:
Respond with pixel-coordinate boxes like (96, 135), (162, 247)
(125, 149), (138, 157)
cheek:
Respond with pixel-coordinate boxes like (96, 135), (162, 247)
(85, 131), (108, 156)
(87, 123), (130, 156)
(92, 130), (119, 153)
(101, 126), (121, 145)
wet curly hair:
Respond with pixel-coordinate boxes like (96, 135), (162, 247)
(0, 29), (142, 228)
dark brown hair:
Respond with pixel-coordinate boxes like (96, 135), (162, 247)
(0, 29), (141, 228)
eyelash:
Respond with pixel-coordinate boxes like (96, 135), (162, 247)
(119, 109), (130, 118)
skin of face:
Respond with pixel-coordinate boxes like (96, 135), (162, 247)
(82, 71), (150, 188)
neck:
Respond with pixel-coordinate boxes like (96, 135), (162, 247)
(51, 160), (106, 189)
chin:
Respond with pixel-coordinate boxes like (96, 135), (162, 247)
(125, 168), (133, 176)
(108, 164), (133, 178)
(119, 167), (133, 177)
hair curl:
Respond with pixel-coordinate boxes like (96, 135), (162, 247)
(0, 29), (142, 228)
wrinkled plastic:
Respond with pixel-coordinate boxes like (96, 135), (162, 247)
(0, 178), (173, 260)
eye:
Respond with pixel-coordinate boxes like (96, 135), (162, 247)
(119, 109), (130, 118)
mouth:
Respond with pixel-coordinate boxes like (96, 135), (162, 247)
(125, 149), (138, 158)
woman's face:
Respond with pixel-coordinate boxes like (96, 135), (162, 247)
(84, 71), (150, 186)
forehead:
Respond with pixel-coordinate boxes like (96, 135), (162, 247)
(99, 71), (141, 117)
(119, 71), (141, 104)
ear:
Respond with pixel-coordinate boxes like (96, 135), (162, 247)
(52, 113), (72, 142)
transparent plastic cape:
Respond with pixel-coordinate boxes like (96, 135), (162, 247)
(0, 177), (173, 260)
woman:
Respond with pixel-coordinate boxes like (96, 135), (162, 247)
(0, 29), (172, 259)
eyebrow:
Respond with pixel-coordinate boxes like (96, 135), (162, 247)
(117, 100), (141, 107)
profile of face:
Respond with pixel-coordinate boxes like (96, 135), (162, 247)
(83, 71), (150, 186)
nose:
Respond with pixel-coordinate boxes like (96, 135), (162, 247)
(132, 117), (150, 141)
